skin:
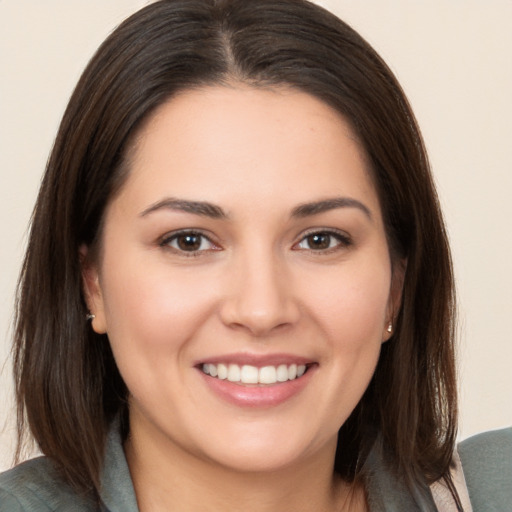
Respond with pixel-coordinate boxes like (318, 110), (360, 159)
(83, 85), (403, 512)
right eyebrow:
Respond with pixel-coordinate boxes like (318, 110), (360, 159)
(139, 198), (228, 219)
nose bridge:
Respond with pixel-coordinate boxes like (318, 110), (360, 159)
(221, 243), (298, 335)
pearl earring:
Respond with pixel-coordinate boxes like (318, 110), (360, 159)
(86, 313), (96, 321)
(386, 323), (392, 333)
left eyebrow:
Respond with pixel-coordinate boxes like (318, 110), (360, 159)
(291, 197), (372, 220)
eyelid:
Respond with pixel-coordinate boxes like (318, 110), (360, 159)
(292, 228), (353, 252)
(157, 227), (352, 255)
(159, 229), (221, 254)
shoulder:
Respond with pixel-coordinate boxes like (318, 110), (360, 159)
(458, 427), (512, 512)
(0, 456), (95, 511)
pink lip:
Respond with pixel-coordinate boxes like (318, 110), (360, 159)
(197, 361), (317, 409)
(196, 352), (313, 368)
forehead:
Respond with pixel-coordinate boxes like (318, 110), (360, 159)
(115, 85), (381, 220)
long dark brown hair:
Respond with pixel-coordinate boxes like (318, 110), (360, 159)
(14, 0), (457, 504)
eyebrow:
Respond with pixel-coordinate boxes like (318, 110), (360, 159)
(291, 197), (372, 220)
(140, 198), (228, 219)
(139, 196), (372, 221)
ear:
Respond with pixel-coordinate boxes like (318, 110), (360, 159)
(80, 245), (107, 334)
(382, 258), (406, 342)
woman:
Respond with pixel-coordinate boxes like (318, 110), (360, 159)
(0, 0), (510, 511)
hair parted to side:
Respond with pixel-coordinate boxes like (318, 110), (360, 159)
(13, 0), (456, 502)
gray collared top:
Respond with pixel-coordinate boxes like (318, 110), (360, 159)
(1, 425), (510, 511)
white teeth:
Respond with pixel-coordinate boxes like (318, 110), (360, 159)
(217, 363), (228, 380)
(227, 364), (241, 382)
(202, 362), (309, 384)
(259, 366), (277, 384)
(240, 365), (259, 384)
(276, 364), (289, 382)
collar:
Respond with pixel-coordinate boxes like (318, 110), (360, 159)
(99, 420), (139, 512)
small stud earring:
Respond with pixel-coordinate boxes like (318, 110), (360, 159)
(86, 313), (96, 321)
(387, 323), (392, 333)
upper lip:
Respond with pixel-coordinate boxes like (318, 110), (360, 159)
(195, 352), (315, 368)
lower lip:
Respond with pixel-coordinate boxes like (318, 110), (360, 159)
(198, 367), (315, 408)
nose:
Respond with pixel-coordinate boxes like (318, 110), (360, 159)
(219, 252), (300, 337)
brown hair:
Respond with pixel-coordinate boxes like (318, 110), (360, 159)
(14, 0), (457, 503)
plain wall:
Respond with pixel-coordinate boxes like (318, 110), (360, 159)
(1, 0), (511, 470)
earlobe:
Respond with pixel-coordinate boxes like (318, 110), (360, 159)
(79, 244), (107, 334)
(382, 322), (393, 343)
(383, 258), (407, 343)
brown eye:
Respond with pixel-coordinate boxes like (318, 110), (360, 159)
(162, 231), (215, 253)
(305, 233), (331, 250)
(177, 233), (202, 251)
(295, 230), (351, 252)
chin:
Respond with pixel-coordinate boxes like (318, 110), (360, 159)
(209, 448), (308, 474)
(195, 427), (335, 474)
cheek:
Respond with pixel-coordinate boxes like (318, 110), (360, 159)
(298, 255), (391, 418)
(313, 279), (387, 430)
(304, 258), (392, 342)
(100, 254), (217, 359)
(99, 260), (218, 417)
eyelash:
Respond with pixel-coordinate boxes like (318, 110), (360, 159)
(293, 229), (352, 253)
(159, 228), (352, 256)
(159, 230), (219, 256)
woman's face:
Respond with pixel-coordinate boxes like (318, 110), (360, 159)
(84, 86), (400, 473)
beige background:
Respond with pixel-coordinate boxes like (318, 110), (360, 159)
(1, 1), (511, 470)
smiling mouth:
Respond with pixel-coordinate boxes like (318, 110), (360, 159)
(201, 363), (309, 385)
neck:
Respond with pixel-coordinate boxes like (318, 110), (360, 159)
(124, 417), (364, 512)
